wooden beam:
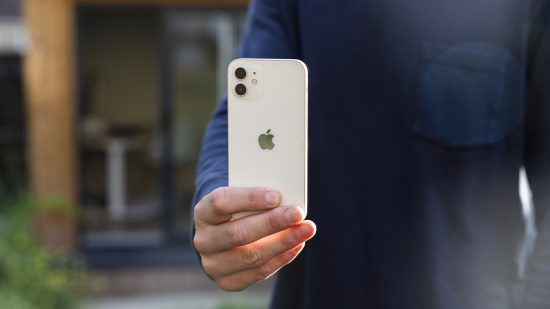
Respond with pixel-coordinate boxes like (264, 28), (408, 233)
(75, 0), (248, 7)
(23, 0), (77, 254)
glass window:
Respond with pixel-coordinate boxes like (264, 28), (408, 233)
(78, 7), (245, 263)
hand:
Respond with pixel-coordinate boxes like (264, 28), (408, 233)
(193, 187), (316, 291)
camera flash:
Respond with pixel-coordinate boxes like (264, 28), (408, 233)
(252, 79), (258, 85)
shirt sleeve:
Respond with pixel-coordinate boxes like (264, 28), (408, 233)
(190, 0), (301, 260)
(525, 1), (550, 226)
(521, 1), (550, 307)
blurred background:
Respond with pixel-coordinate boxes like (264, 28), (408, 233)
(0, 1), (540, 308)
(0, 0), (273, 308)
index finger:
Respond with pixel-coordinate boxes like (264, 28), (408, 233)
(196, 187), (281, 225)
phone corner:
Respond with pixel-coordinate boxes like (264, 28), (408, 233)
(227, 58), (243, 71)
(291, 59), (309, 76)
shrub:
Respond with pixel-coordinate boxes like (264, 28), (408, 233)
(0, 194), (87, 309)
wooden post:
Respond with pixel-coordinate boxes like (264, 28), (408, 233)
(23, 0), (76, 254)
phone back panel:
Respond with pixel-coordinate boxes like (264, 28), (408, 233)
(228, 59), (308, 216)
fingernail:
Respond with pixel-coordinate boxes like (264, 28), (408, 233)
(285, 207), (303, 224)
(265, 191), (278, 206)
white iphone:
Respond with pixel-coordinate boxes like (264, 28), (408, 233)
(228, 58), (308, 219)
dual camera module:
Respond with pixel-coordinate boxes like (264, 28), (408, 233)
(235, 67), (249, 96)
(232, 64), (261, 99)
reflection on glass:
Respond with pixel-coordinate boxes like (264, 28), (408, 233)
(168, 11), (245, 238)
(78, 8), (245, 254)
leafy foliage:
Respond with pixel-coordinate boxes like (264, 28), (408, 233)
(0, 194), (87, 309)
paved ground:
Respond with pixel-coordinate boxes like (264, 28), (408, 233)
(84, 266), (273, 309)
(87, 290), (271, 309)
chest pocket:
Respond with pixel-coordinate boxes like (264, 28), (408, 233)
(412, 42), (526, 148)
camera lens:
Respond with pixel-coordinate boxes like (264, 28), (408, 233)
(235, 84), (247, 96)
(235, 67), (247, 79)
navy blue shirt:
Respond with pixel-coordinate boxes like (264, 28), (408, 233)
(193, 1), (550, 308)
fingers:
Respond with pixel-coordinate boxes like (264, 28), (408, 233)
(193, 186), (314, 292)
(196, 206), (305, 254)
(217, 243), (306, 292)
(196, 187), (281, 225)
(202, 220), (316, 277)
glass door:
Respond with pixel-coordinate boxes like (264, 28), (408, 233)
(78, 6), (246, 266)
(162, 8), (246, 243)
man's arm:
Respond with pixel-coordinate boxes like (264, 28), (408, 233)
(190, 0), (316, 291)
(522, 1), (550, 307)
(524, 1), (550, 225)
(192, 0), (301, 208)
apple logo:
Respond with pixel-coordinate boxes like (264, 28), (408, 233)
(258, 129), (275, 150)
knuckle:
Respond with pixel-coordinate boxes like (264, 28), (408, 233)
(246, 189), (259, 204)
(264, 211), (281, 232)
(193, 205), (201, 220)
(281, 230), (300, 249)
(193, 234), (207, 253)
(201, 257), (217, 276)
(225, 222), (248, 246)
(210, 188), (227, 213)
(193, 207), (204, 228)
(281, 233), (297, 249)
(241, 247), (263, 268)
(217, 279), (231, 291)
(218, 278), (245, 292)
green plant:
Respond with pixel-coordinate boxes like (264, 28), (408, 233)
(217, 301), (267, 309)
(0, 193), (87, 309)
(217, 294), (269, 309)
